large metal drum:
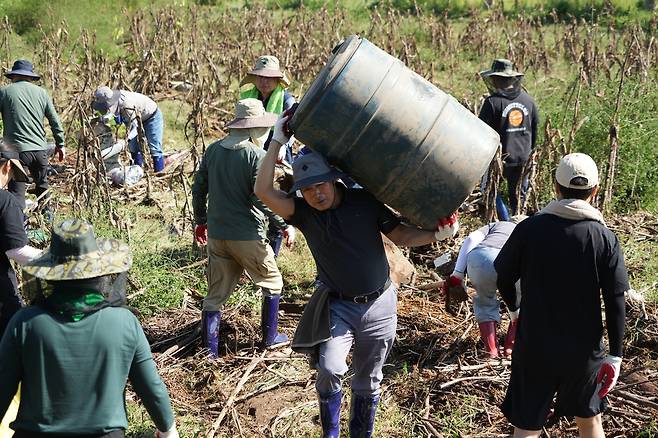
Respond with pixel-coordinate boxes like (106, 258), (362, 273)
(290, 35), (499, 229)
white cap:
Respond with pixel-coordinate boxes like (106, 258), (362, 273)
(555, 153), (599, 189)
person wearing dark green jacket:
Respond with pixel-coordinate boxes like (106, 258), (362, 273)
(0, 218), (179, 438)
(0, 60), (66, 217)
(192, 98), (294, 358)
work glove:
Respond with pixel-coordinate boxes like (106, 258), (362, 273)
(434, 212), (459, 241)
(272, 114), (291, 146)
(442, 273), (468, 304)
(508, 309), (520, 322)
(596, 355), (622, 398)
(54, 146), (65, 162)
(277, 144), (287, 164)
(156, 423), (180, 438)
(283, 225), (296, 248)
(194, 224), (208, 246)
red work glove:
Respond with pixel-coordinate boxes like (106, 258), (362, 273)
(442, 273), (468, 303)
(596, 355), (622, 398)
(282, 225), (296, 249)
(54, 146), (65, 162)
(194, 224), (208, 246)
(434, 212), (459, 241)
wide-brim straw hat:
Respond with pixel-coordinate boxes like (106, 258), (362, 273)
(92, 86), (121, 114)
(239, 55), (291, 87)
(0, 147), (29, 183)
(24, 218), (132, 281)
(479, 59), (524, 78)
(5, 59), (40, 79)
(225, 98), (278, 129)
(288, 152), (347, 194)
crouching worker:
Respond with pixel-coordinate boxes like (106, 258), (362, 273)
(445, 215), (526, 358)
(255, 114), (459, 438)
(192, 99), (295, 358)
(92, 86), (165, 172)
(0, 218), (179, 438)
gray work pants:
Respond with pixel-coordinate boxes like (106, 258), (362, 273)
(315, 284), (397, 397)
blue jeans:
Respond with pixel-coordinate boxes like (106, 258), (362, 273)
(129, 109), (163, 158)
(467, 246), (520, 323)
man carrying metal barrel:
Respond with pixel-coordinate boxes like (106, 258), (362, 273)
(479, 59), (539, 217)
(255, 113), (459, 438)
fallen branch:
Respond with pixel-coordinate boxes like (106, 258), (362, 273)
(206, 350), (266, 437)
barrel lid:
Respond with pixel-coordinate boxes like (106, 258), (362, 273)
(290, 35), (363, 132)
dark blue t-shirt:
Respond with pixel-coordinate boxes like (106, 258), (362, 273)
(288, 188), (400, 297)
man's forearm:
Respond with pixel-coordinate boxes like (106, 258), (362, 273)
(387, 224), (436, 247)
(604, 291), (626, 357)
(254, 140), (282, 200)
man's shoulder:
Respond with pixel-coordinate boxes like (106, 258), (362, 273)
(0, 189), (20, 210)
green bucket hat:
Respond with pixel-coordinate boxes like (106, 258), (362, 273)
(479, 59), (524, 78)
(23, 218), (132, 281)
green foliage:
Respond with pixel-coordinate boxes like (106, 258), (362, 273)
(568, 79), (658, 212)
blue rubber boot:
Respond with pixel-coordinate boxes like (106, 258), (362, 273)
(318, 390), (342, 438)
(131, 151), (144, 167)
(201, 311), (220, 358)
(152, 155), (165, 173)
(496, 195), (511, 221)
(349, 393), (380, 438)
(261, 294), (289, 347)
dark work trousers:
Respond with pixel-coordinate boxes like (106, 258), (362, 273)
(0, 269), (25, 339)
(13, 430), (125, 438)
(503, 165), (529, 215)
(8, 150), (50, 210)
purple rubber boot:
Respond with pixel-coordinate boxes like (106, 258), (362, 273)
(202, 310), (220, 358)
(131, 151), (144, 167)
(319, 390), (342, 438)
(261, 295), (289, 347)
(349, 393), (380, 438)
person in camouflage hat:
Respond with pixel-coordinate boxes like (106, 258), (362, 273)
(0, 218), (180, 438)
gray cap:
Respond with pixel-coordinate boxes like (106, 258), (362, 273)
(288, 152), (347, 194)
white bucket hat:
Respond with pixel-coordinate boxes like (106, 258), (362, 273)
(240, 55), (291, 87)
(555, 153), (600, 189)
(92, 86), (120, 114)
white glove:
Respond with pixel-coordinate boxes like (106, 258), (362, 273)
(283, 225), (296, 248)
(277, 144), (287, 163)
(156, 423), (180, 438)
(508, 309), (520, 322)
(596, 355), (622, 398)
(272, 113), (291, 145)
(434, 214), (459, 241)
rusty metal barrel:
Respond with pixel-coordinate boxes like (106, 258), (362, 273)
(289, 35), (500, 229)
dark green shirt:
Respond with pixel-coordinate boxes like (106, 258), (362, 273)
(0, 80), (65, 152)
(0, 306), (174, 434)
(192, 136), (286, 241)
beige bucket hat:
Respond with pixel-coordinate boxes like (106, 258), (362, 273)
(225, 98), (278, 129)
(479, 59), (524, 78)
(240, 55), (291, 87)
(23, 218), (132, 281)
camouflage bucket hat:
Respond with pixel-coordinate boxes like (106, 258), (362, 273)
(23, 218), (132, 281)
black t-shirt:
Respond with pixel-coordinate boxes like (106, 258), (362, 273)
(0, 189), (28, 287)
(494, 214), (628, 374)
(288, 188), (400, 296)
(479, 89), (539, 167)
